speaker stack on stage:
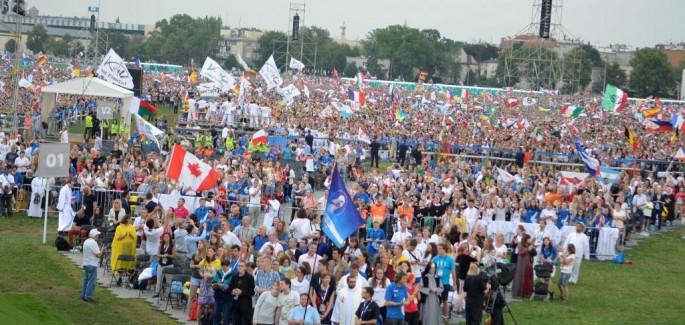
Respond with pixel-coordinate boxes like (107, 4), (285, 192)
(128, 68), (143, 97)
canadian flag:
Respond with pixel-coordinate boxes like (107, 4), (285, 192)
(166, 144), (219, 192)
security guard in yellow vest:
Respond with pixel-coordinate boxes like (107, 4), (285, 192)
(110, 120), (119, 137)
(195, 133), (204, 148)
(84, 113), (94, 141)
(118, 119), (127, 139)
(225, 135), (234, 151)
(102, 119), (109, 140)
(203, 131), (213, 148)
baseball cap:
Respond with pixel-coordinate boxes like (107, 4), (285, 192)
(89, 229), (101, 238)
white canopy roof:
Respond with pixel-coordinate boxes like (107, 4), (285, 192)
(41, 77), (134, 97)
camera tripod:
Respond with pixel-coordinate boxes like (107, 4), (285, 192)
(484, 285), (518, 325)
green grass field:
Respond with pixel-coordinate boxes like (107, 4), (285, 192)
(0, 216), (178, 325)
(510, 227), (685, 324)
(2, 214), (684, 324)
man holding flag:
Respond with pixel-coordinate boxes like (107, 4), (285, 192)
(322, 164), (365, 249)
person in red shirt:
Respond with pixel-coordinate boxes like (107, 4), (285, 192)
(174, 198), (189, 220)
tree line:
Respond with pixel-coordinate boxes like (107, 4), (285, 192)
(11, 14), (683, 97)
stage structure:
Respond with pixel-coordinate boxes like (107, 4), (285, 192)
(272, 2), (317, 72)
(501, 0), (585, 91)
(84, 4), (109, 66)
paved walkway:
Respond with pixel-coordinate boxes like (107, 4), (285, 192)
(60, 251), (194, 325)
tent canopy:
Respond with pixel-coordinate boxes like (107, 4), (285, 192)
(40, 77), (134, 127)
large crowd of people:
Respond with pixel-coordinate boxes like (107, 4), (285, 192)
(2, 61), (684, 325)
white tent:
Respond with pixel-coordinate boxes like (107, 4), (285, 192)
(40, 77), (134, 128)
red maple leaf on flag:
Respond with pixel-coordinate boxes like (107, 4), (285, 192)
(187, 163), (203, 177)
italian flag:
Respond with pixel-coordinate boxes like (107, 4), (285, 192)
(355, 72), (365, 87)
(534, 128), (543, 141)
(139, 100), (158, 117)
(166, 144), (220, 192)
(457, 88), (469, 99)
(602, 84), (628, 112)
(560, 105), (583, 117)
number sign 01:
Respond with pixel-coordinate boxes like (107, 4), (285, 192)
(36, 143), (70, 177)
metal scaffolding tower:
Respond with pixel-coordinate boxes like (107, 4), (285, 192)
(502, 0), (585, 91)
(272, 2), (317, 72)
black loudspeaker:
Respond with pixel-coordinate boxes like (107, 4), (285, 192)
(128, 68), (143, 97)
(292, 14), (300, 41)
(539, 0), (552, 39)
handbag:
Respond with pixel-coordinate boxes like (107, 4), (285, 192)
(189, 300), (199, 321)
(33, 193), (41, 204)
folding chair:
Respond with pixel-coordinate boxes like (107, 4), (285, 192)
(157, 266), (181, 304)
(164, 274), (190, 311)
(99, 232), (115, 272)
(109, 254), (135, 287)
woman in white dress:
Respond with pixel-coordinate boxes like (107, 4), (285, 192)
(28, 176), (46, 218)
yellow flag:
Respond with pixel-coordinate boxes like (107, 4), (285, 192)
(189, 71), (198, 84)
(538, 106), (551, 112)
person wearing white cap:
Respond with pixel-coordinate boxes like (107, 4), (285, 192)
(82, 228), (105, 302)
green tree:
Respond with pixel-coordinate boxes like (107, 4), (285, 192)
(26, 24), (51, 53)
(4, 38), (16, 53)
(363, 25), (439, 80)
(629, 48), (675, 97)
(462, 42), (499, 62)
(223, 54), (238, 70)
(45, 37), (70, 57)
(256, 31), (288, 68)
(142, 14), (222, 65)
(673, 59), (685, 86)
(605, 62), (628, 89)
(580, 44), (603, 67)
(106, 32), (131, 59)
(343, 62), (358, 77)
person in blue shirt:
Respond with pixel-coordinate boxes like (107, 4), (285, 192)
(571, 210), (588, 227)
(253, 225), (269, 252)
(557, 202), (571, 229)
(384, 271), (409, 325)
(431, 243), (456, 319)
(288, 294), (321, 325)
(203, 208), (220, 240)
(354, 188), (371, 206)
(525, 202), (540, 223)
(365, 220), (385, 257)
(194, 198), (210, 221)
(539, 237), (558, 299)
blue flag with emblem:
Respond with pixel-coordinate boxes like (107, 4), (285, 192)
(322, 164), (365, 248)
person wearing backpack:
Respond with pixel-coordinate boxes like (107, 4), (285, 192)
(212, 259), (235, 325)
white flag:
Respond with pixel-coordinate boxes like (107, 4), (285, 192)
(278, 84), (301, 99)
(289, 57), (305, 71)
(96, 49), (134, 89)
(259, 55), (283, 90)
(133, 114), (164, 150)
(235, 53), (250, 70)
(319, 106), (333, 118)
(200, 57), (236, 92)
(302, 84), (310, 98)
